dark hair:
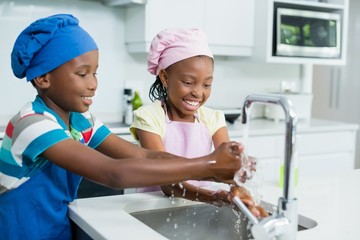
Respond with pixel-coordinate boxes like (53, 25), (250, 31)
(149, 76), (167, 102)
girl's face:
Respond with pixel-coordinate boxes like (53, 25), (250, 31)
(38, 50), (99, 123)
(160, 56), (213, 122)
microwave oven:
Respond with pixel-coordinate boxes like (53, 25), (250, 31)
(275, 8), (342, 58)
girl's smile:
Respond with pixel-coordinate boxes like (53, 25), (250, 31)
(183, 99), (201, 111)
(160, 55), (213, 122)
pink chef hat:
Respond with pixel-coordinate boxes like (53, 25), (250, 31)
(147, 28), (213, 76)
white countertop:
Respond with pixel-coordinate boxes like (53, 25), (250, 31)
(0, 118), (358, 140)
(226, 117), (359, 137)
(69, 169), (360, 240)
(109, 118), (359, 136)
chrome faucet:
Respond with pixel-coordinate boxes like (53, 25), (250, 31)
(236, 93), (298, 240)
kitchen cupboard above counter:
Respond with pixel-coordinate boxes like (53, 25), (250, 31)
(124, 0), (255, 56)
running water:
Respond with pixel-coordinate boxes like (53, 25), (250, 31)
(233, 108), (251, 186)
(234, 108), (264, 205)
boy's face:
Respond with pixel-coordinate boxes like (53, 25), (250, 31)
(40, 50), (99, 116)
(160, 56), (213, 122)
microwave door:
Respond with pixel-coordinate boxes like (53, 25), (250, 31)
(276, 8), (341, 58)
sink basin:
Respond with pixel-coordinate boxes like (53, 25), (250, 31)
(127, 198), (317, 240)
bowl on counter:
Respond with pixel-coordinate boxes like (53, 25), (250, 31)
(221, 108), (242, 124)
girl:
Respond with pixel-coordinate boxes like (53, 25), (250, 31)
(131, 29), (260, 211)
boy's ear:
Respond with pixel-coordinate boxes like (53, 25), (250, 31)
(33, 74), (50, 89)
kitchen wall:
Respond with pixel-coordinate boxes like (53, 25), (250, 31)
(0, 0), (302, 125)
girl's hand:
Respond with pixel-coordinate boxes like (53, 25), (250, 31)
(228, 186), (269, 218)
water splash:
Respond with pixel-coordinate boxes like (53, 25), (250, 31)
(235, 107), (264, 205)
(195, 187), (199, 201)
(182, 187), (186, 197)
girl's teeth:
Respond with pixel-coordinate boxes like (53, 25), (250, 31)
(185, 101), (198, 106)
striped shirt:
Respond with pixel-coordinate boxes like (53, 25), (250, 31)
(0, 96), (111, 194)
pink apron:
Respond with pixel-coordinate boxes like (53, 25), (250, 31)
(136, 103), (213, 192)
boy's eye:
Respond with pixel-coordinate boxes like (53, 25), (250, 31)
(77, 72), (97, 78)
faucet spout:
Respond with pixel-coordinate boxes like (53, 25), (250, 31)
(240, 93), (298, 240)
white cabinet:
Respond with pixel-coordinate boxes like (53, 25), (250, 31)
(101, 0), (145, 6)
(296, 130), (356, 177)
(252, 0), (349, 65)
(125, 0), (255, 56)
(231, 127), (357, 182)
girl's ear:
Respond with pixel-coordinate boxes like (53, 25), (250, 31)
(33, 74), (50, 89)
(158, 69), (169, 89)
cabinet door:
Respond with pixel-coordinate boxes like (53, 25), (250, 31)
(125, 0), (255, 56)
(312, 66), (359, 121)
(299, 152), (354, 178)
(145, 0), (204, 41)
(125, 0), (204, 44)
(204, 0), (254, 48)
(297, 131), (356, 156)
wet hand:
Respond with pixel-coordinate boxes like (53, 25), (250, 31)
(208, 141), (244, 182)
(229, 186), (269, 218)
(234, 154), (257, 185)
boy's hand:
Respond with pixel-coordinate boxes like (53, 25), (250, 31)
(208, 141), (243, 182)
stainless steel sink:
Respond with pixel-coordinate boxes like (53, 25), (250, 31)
(129, 200), (317, 240)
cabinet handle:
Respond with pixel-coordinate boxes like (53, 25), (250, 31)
(329, 67), (341, 109)
(335, 68), (341, 109)
(329, 68), (334, 109)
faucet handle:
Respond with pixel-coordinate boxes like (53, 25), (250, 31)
(251, 214), (291, 240)
(232, 196), (259, 225)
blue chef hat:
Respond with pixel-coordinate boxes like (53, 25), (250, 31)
(11, 14), (98, 81)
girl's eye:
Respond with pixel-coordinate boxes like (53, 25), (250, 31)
(183, 81), (192, 86)
(204, 84), (212, 88)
